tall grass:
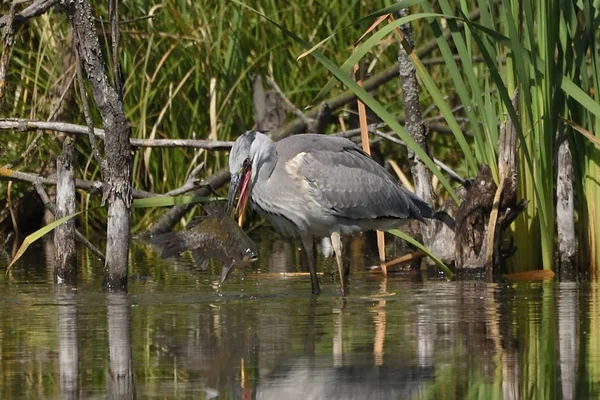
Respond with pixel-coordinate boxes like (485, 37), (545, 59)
(430, 0), (600, 272)
(3, 0), (599, 273)
(421, 0), (600, 272)
(240, 0), (600, 272)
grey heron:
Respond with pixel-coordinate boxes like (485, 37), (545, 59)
(226, 130), (434, 295)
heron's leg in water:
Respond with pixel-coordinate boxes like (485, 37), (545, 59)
(300, 235), (321, 295)
(330, 232), (347, 295)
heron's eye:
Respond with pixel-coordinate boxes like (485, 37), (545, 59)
(243, 157), (250, 168)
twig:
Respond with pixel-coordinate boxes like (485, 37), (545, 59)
(384, 251), (424, 269)
(34, 183), (106, 261)
(0, 119), (234, 149)
(94, 15), (154, 25)
(0, 167), (155, 198)
(164, 162), (205, 196)
(424, 104), (466, 122)
(432, 158), (466, 185)
(185, 161), (205, 181)
(334, 123), (387, 138)
(421, 55), (485, 66)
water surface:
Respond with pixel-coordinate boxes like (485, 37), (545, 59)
(0, 232), (597, 399)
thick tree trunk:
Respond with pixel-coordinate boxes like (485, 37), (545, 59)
(63, 0), (132, 290)
(54, 136), (77, 282)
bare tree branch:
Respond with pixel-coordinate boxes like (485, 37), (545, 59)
(0, 0), (59, 29)
(2, 161), (214, 200)
(0, 166), (155, 198)
(0, 119), (234, 149)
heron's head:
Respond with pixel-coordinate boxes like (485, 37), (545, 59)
(226, 131), (275, 224)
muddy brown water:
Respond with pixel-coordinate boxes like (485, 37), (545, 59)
(0, 230), (597, 399)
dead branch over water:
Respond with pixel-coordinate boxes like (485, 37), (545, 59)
(0, 166), (155, 198)
(0, 119), (234, 150)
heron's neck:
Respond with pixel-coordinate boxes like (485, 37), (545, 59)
(251, 136), (277, 188)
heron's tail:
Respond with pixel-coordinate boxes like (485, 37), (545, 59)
(406, 190), (456, 230)
(148, 232), (185, 259)
(405, 190), (433, 221)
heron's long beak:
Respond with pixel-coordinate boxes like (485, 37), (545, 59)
(237, 168), (251, 227)
(226, 168), (251, 227)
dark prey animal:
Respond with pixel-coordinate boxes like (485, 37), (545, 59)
(226, 131), (435, 295)
(150, 203), (258, 283)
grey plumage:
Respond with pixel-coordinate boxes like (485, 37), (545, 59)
(227, 131), (433, 294)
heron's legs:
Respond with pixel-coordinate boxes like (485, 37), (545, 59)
(300, 235), (320, 295)
(330, 232), (347, 295)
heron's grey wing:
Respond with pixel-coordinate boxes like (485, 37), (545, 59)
(276, 134), (367, 160)
(296, 148), (423, 221)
